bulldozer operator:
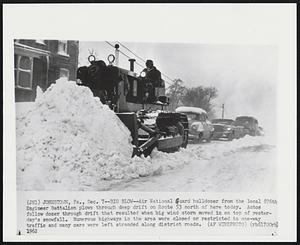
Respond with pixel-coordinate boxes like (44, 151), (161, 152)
(142, 60), (162, 86)
(142, 60), (165, 102)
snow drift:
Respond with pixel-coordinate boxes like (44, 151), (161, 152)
(16, 78), (190, 191)
(16, 78), (142, 191)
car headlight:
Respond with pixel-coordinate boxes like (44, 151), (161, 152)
(140, 71), (146, 78)
(192, 124), (198, 130)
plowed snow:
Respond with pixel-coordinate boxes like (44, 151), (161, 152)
(16, 78), (276, 192)
(17, 78), (144, 190)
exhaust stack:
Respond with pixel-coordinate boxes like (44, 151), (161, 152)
(114, 44), (120, 66)
(129, 59), (136, 72)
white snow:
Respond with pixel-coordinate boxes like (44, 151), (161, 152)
(175, 106), (207, 115)
(16, 78), (276, 192)
(108, 135), (276, 192)
(142, 110), (161, 126)
(16, 78), (137, 191)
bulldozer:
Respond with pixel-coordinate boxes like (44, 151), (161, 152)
(76, 44), (188, 156)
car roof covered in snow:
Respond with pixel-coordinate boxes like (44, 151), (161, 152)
(212, 118), (234, 122)
(175, 106), (207, 115)
(211, 119), (234, 125)
(235, 116), (258, 123)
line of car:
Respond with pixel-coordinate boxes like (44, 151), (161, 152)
(175, 106), (264, 143)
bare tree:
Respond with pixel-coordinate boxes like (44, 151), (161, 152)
(181, 86), (218, 117)
(167, 79), (218, 117)
(166, 79), (186, 111)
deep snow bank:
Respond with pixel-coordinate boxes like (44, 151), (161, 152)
(16, 79), (193, 191)
(16, 78), (140, 190)
(16, 79), (275, 191)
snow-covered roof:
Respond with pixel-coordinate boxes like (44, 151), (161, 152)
(235, 116), (258, 122)
(235, 115), (257, 120)
(175, 106), (207, 115)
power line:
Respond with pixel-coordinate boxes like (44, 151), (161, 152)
(117, 41), (174, 84)
(105, 41), (144, 68)
(117, 42), (146, 63)
(105, 41), (130, 59)
(105, 40), (115, 49)
(160, 73), (174, 84)
(105, 41), (173, 85)
(116, 41), (174, 84)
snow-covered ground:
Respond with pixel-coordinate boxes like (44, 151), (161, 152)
(16, 79), (276, 192)
(99, 136), (276, 192)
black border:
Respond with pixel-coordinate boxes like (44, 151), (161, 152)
(1, 1), (298, 244)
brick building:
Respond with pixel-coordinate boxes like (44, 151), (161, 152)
(14, 39), (79, 102)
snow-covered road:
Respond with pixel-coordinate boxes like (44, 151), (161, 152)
(105, 137), (276, 192)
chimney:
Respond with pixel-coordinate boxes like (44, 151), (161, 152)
(129, 59), (136, 72)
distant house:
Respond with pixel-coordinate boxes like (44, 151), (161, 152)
(14, 39), (79, 102)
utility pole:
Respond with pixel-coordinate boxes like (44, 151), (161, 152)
(221, 103), (225, 119)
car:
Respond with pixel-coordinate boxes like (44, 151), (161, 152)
(211, 118), (244, 140)
(234, 116), (260, 136)
(175, 106), (214, 143)
(257, 126), (265, 136)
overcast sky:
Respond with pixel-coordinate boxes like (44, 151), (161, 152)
(79, 41), (277, 131)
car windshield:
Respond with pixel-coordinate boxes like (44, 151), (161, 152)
(212, 119), (234, 125)
(235, 117), (255, 125)
(184, 113), (205, 121)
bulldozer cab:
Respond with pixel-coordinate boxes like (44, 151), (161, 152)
(116, 68), (169, 112)
(119, 68), (167, 102)
(77, 54), (169, 112)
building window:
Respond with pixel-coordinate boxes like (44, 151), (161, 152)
(35, 39), (45, 45)
(14, 55), (33, 89)
(57, 40), (68, 56)
(59, 68), (69, 79)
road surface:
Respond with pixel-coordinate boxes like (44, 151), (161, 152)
(105, 137), (276, 192)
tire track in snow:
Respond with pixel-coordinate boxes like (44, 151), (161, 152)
(107, 136), (276, 192)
